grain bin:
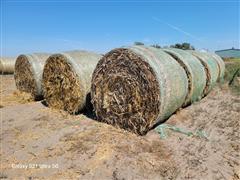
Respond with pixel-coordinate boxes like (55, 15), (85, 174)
(163, 48), (206, 106)
(188, 50), (219, 96)
(91, 46), (188, 135)
(42, 50), (102, 114)
(14, 53), (50, 100)
(0, 57), (16, 74)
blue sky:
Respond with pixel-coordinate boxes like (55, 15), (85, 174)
(1, 0), (239, 56)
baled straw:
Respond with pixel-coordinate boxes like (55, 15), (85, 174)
(42, 50), (102, 114)
(163, 48), (206, 106)
(91, 46), (188, 135)
(188, 50), (219, 96)
(0, 57), (16, 74)
(14, 53), (50, 100)
(208, 53), (225, 82)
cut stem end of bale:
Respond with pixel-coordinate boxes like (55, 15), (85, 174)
(14, 55), (38, 99)
(91, 48), (160, 135)
(42, 54), (85, 114)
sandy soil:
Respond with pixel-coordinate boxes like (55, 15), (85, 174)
(0, 75), (239, 179)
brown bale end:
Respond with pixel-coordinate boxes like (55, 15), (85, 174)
(92, 48), (160, 135)
(91, 46), (188, 135)
(42, 51), (102, 114)
(14, 53), (50, 100)
(14, 55), (38, 97)
(42, 54), (85, 113)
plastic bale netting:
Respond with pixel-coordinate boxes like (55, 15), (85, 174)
(0, 57), (16, 74)
(91, 45), (188, 135)
(42, 50), (102, 114)
(163, 48), (206, 106)
(188, 50), (219, 96)
(14, 53), (51, 100)
(207, 52), (225, 82)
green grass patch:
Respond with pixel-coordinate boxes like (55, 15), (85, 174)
(224, 58), (240, 82)
(224, 58), (240, 95)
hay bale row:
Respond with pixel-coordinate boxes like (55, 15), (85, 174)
(162, 48), (206, 106)
(14, 53), (50, 100)
(91, 46), (189, 135)
(13, 47), (224, 135)
(209, 52), (225, 82)
(0, 57), (16, 74)
(42, 50), (102, 114)
(188, 50), (220, 95)
(91, 46), (225, 135)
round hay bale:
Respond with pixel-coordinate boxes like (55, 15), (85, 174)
(42, 50), (102, 114)
(14, 53), (50, 100)
(163, 48), (206, 106)
(208, 53), (225, 82)
(0, 57), (16, 74)
(188, 50), (219, 96)
(91, 46), (188, 135)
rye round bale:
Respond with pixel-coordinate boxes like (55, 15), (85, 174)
(42, 50), (102, 114)
(163, 48), (206, 106)
(91, 46), (188, 135)
(14, 53), (51, 100)
(188, 50), (219, 96)
(0, 57), (16, 74)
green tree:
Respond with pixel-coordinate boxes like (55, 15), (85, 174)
(170, 42), (195, 50)
(182, 42), (190, 50)
(134, 42), (144, 46)
(150, 44), (161, 48)
(175, 43), (182, 49)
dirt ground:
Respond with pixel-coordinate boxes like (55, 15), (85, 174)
(0, 75), (239, 179)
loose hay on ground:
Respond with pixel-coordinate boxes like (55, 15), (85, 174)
(0, 90), (33, 107)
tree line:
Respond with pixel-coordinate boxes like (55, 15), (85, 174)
(134, 42), (195, 50)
